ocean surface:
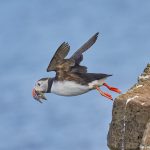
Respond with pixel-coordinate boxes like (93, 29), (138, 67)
(0, 1), (150, 150)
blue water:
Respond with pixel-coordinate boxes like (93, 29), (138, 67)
(0, 1), (150, 150)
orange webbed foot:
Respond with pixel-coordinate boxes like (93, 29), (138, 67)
(103, 83), (121, 94)
(94, 85), (113, 101)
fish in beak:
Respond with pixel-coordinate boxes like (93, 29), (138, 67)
(32, 88), (47, 103)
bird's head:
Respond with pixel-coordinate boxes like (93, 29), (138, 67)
(32, 78), (50, 103)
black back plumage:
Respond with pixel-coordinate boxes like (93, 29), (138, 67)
(76, 73), (112, 84)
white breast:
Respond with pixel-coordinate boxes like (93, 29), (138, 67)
(51, 80), (90, 96)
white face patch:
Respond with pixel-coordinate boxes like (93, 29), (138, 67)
(35, 80), (48, 92)
(51, 80), (90, 96)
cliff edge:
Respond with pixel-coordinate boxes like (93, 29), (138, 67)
(107, 64), (150, 150)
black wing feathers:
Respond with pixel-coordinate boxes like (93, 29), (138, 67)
(47, 42), (70, 72)
(70, 32), (99, 63)
(46, 32), (99, 73)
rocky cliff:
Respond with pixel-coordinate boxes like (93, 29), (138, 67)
(107, 64), (150, 150)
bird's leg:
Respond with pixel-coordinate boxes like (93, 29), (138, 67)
(103, 83), (121, 94)
(94, 85), (113, 100)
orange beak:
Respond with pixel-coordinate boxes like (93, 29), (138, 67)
(32, 88), (47, 103)
(32, 88), (39, 100)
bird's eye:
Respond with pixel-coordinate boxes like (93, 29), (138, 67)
(38, 83), (41, 86)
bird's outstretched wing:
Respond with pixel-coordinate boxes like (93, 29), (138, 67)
(70, 32), (99, 64)
(47, 32), (99, 75)
(47, 42), (70, 72)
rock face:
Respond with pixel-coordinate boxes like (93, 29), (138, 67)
(107, 64), (150, 150)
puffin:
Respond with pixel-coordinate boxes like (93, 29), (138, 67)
(32, 32), (121, 103)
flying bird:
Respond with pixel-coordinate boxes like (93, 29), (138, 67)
(32, 32), (121, 103)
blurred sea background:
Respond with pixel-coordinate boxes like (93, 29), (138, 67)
(0, 0), (150, 150)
